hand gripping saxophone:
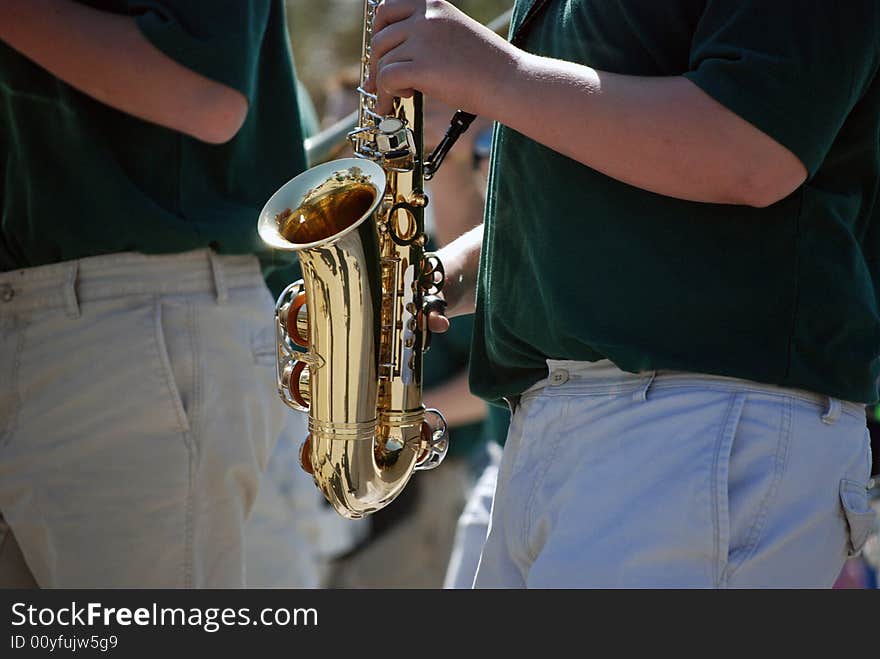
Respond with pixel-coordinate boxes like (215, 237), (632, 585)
(257, 0), (455, 519)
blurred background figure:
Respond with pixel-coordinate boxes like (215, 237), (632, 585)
(443, 413), (506, 589)
(0, 0), (311, 588)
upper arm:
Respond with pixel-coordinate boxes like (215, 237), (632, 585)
(127, 0), (275, 142)
(683, 0), (880, 201)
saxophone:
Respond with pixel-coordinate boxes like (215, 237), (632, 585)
(257, 0), (450, 519)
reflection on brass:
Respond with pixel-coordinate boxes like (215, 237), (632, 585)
(277, 182), (376, 245)
(256, 0), (449, 519)
(390, 205), (418, 243)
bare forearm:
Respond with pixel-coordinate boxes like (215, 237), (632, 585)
(480, 54), (806, 207)
(436, 224), (483, 318)
(0, 0), (247, 143)
(370, 0), (807, 208)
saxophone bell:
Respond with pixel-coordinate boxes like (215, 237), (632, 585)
(257, 0), (460, 519)
(258, 156), (445, 518)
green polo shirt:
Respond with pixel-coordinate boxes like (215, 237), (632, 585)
(0, 0), (307, 274)
(470, 0), (880, 404)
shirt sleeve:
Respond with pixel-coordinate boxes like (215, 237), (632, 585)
(683, 0), (880, 177)
(126, 0), (274, 102)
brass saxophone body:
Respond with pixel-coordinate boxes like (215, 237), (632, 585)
(257, 0), (448, 519)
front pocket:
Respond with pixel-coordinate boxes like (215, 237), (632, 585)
(0, 317), (23, 448)
(840, 478), (877, 557)
(153, 299), (194, 437)
(250, 321), (277, 367)
(722, 394), (792, 584)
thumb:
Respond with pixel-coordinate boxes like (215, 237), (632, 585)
(427, 309), (450, 334)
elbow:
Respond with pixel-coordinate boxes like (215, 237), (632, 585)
(727, 147), (808, 209)
(741, 171), (804, 208)
(188, 86), (249, 145)
(736, 182), (791, 209)
(728, 162), (808, 209)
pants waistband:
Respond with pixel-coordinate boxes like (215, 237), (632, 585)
(0, 249), (264, 317)
(509, 359), (864, 421)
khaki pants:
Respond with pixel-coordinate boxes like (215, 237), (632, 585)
(0, 514), (37, 587)
(0, 250), (286, 587)
(477, 359), (875, 588)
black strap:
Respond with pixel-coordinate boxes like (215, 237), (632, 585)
(423, 110), (476, 179)
(423, 0), (554, 179)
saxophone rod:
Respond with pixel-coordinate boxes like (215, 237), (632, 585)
(304, 110), (359, 167)
(486, 7), (514, 34)
(302, 7), (514, 167)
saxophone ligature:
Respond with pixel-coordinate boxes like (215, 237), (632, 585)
(257, 0), (454, 519)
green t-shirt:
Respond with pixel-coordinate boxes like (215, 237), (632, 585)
(0, 0), (307, 275)
(470, 0), (880, 404)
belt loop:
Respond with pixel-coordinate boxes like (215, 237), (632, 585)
(63, 262), (81, 319)
(821, 397), (842, 425)
(633, 371), (656, 403)
(208, 250), (228, 304)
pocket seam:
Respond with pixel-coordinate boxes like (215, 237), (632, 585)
(250, 325), (277, 366)
(712, 392), (746, 587)
(723, 395), (793, 585)
(840, 478), (876, 557)
(523, 397), (570, 563)
(153, 298), (193, 438)
(0, 317), (26, 449)
(252, 346), (276, 366)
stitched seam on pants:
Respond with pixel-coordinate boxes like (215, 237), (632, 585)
(186, 302), (202, 454)
(723, 395), (793, 584)
(503, 398), (539, 582)
(152, 298), (196, 587)
(1, 317), (26, 448)
(524, 397), (570, 565)
(184, 301), (199, 589)
(153, 299), (191, 436)
(653, 383), (863, 421)
(183, 432), (194, 588)
(712, 393), (745, 587)
(543, 382), (863, 421)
